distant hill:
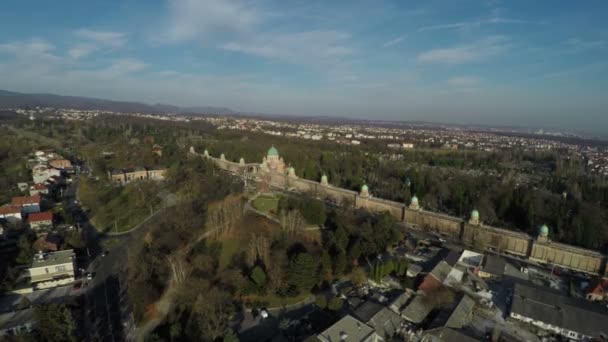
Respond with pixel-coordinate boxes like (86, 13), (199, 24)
(0, 89), (233, 115)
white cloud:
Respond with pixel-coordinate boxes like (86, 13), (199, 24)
(68, 45), (97, 59)
(164, 0), (260, 42)
(383, 35), (407, 48)
(75, 29), (126, 48)
(221, 30), (353, 64)
(103, 59), (147, 75)
(564, 38), (606, 52)
(445, 76), (482, 87)
(0, 39), (55, 56)
(68, 29), (127, 59)
(418, 13), (533, 32)
(417, 36), (509, 64)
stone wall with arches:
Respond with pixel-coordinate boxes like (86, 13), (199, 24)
(192, 147), (608, 277)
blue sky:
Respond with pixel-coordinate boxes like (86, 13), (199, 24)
(1, 0), (607, 133)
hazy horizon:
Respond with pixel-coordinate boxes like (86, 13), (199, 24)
(1, 0), (607, 134)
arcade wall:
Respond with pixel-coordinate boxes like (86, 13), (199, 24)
(404, 208), (463, 240)
(201, 151), (608, 277)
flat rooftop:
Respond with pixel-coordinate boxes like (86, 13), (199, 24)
(30, 249), (75, 269)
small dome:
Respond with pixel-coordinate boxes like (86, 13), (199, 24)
(471, 209), (479, 219)
(239, 157), (245, 164)
(539, 224), (549, 236)
(267, 145), (279, 157)
(411, 195), (419, 204)
(204, 149), (209, 154)
(361, 184), (369, 192)
(220, 153), (225, 159)
(321, 174), (328, 182)
(288, 166), (295, 173)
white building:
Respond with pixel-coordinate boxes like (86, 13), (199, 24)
(32, 165), (61, 184)
(510, 282), (608, 341)
(28, 250), (76, 290)
(0, 206), (22, 222)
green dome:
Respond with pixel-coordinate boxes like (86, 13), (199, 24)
(361, 184), (369, 192)
(411, 195), (419, 204)
(267, 146), (279, 157)
(321, 174), (328, 182)
(288, 167), (295, 173)
(539, 224), (549, 236)
(471, 209), (479, 219)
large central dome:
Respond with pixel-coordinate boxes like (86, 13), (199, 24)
(267, 145), (279, 157)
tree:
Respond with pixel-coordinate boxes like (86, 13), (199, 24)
(250, 266), (267, 287)
(327, 297), (343, 311)
(315, 295), (327, 309)
(350, 267), (367, 286)
(189, 288), (234, 341)
(34, 304), (76, 342)
(319, 251), (333, 282)
(286, 253), (318, 292)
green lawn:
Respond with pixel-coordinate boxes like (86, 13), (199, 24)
(219, 238), (241, 270)
(252, 195), (279, 213)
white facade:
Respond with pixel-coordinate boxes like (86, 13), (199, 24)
(28, 250), (76, 290)
(510, 312), (584, 341)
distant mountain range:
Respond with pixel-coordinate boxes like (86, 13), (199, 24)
(0, 90), (233, 115)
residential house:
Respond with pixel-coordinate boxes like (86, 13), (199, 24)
(353, 301), (404, 339)
(32, 165), (61, 184)
(32, 233), (61, 252)
(29, 183), (49, 196)
(0, 308), (35, 336)
(11, 195), (41, 214)
(28, 212), (53, 231)
(147, 167), (166, 181)
(28, 250), (76, 290)
(152, 144), (163, 156)
(109, 167), (168, 184)
(316, 315), (384, 342)
(586, 278), (608, 302)
(510, 282), (608, 340)
(418, 261), (451, 295)
(0, 206), (22, 223)
(48, 159), (72, 169)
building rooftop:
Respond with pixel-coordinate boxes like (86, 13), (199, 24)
(28, 211), (53, 223)
(29, 249), (75, 269)
(353, 300), (384, 323)
(11, 194), (41, 206)
(316, 315), (377, 342)
(444, 295), (475, 329)
(402, 295), (434, 324)
(0, 308), (35, 331)
(481, 255), (506, 277)
(366, 306), (403, 338)
(0, 205), (21, 215)
(511, 282), (608, 338)
(422, 327), (482, 342)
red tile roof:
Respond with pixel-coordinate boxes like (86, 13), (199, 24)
(32, 183), (48, 190)
(0, 205), (21, 215)
(28, 211), (53, 223)
(11, 194), (41, 206)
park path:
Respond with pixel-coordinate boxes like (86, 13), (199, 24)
(132, 225), (221, 341)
